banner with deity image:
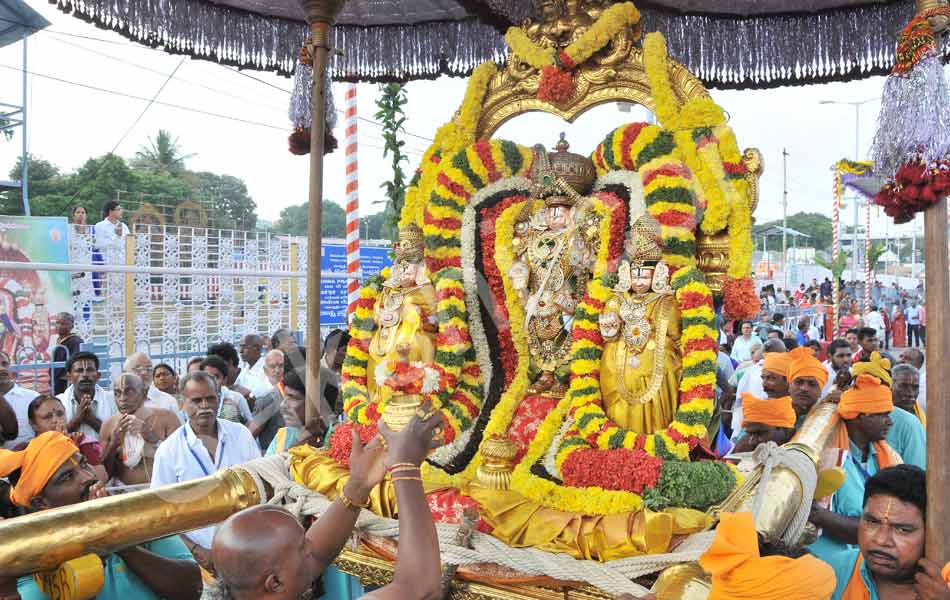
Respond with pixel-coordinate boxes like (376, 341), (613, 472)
(0, 216), (72, 390)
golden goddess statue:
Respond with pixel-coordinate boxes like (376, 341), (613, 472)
(599, 216), (681, 434)
(367, 224), (437, 401)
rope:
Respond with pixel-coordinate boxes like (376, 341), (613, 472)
(238, 456), (717, 597)
(735, 442), (818, 545)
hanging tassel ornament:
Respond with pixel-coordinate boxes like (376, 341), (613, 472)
(870, 5), (950, 222)
(287, 43), (338, 156)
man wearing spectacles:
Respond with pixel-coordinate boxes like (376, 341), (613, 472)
(124, 352), (180, 419)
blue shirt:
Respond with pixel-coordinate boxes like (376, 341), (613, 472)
(809, 440), (882, 561)
(827, 548), (877, 600)
(17, 536), (194, 600)
(886, 407), (926, 468)
(265, 426), (301, 456)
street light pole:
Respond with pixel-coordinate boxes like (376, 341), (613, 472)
(782, 148), (789, 290)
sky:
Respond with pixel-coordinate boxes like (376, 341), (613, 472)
(0, 2), (928, 243)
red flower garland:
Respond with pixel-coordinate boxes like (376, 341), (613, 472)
(874, 160), (950, 224)
(561, 447), (663, 493)
(538, 66), (575, 104)
(327, 422), (380, 468)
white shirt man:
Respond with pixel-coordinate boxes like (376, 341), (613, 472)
(151, 372), (261, 555)
(864, 308), (886, 342)
(2, 384), (39, 450)
(234, 368), (271, 400)
(730, 323), (757, 363)
(93, 218), (130, 256)
(59, 384), (117, 441)
(906, 303), (921, 326)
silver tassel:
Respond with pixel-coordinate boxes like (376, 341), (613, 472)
(288, 62), (337, 133)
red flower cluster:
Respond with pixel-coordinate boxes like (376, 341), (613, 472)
(382, 361), (430, 395)
(327, 422), (380, 467)
(723, 276), (759, 321)
(288, 128), (310, 155)
(538, 66), (575, 104)
(874, 160), (950, 224)
(560, 447), (663, 493)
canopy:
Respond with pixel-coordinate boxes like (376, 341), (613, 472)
(57, 0), (932, 88)
(0, 0), (50, 48)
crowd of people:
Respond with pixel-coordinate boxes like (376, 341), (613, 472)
(0, 301), (947, 599)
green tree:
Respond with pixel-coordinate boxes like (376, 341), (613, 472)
(815, 252), (849, 282)
(273, 200), (344, 238)
(375, 84), (408, 241)
(190, 172), (258, 230)
(2, 154), (73, 216)
(753, 212), (833, 253)
(866, 241), (887, 273)
(72, 154), (138, 219)
(132, 130), (194, 175)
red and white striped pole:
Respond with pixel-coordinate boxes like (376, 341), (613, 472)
(344, 83), (361, 317)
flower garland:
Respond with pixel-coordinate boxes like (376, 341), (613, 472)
(341, 271), (389, 424)
(504, 2), (640, 104)
(642, 31), (757, 319)
(874, 160), (950, 223)
(400, 61), (498, 231)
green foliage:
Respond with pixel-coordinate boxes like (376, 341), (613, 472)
(272, 200), (345, 238)
(643, 461), (737, 510)
(866, 241), (887, 270)
(0, 118), (11, 142)
(132, 129), (195, 175)
(753, 212), (833, 252)
(1, 132), (259, 230)
(375, 84), (409, 242)
(814, 252), (849, 280)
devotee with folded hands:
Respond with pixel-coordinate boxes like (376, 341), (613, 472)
(0, 431), (201, 599)
(210, 405), (443, 600)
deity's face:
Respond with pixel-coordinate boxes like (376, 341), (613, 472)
(392, 259), (418, 288)
(547, 204), (572, 230)
(599, 311), (621, 340)
(631, 267), (655, 294)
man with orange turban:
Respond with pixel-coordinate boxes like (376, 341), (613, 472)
(731, 340), (790, 445)
(825, 465), (950, 600)
(0, 431), (200, 600)
(733, 394), (797, 454)
(699, 512), (836, 600)
(809, 367), (901, 562)
(787, 346), (828, 421)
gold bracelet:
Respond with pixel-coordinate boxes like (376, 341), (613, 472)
(388, 462), (417, 472)
(389, 466), (421, 476)
(339, 488), (370, 510)
(391, 475), (423, 483)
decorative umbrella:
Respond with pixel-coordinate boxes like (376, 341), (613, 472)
(58, 0), (943, 89)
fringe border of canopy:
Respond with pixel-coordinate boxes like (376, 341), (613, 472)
(55, 0), (949, 90)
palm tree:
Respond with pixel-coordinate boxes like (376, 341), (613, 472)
(133, 130), (195, 174)
(866, 241), (887, 274)
(815, 252), (849, 283)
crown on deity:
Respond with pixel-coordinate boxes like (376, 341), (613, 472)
(530, 133), (597, 206)
(394, 224), (424, 262)
(627, 215), (663, 267)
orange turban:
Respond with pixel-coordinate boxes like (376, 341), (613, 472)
(742, 394), (796, 429)
(787, 346), (828, 389)
(700, 512), (836, 600)
(0, 431), (78, 507)
(762, 352), (792, 378)
(837, 375), (901, 469)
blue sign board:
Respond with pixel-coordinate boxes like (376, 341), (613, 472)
(320, 244), (392, 326)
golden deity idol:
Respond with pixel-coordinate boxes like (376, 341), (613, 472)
(509, 134), (600, 395)
(367, 224), (437, 401)
(599, 216), (681, 434)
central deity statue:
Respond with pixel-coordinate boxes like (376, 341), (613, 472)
(599, 216), (682, 434)
(508, 134), (600, 395)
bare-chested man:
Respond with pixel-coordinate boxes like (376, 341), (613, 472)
(100, 373), (180, 485)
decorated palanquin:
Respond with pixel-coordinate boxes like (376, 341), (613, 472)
(291, 0), (762, 569)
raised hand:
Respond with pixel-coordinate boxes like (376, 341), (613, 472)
(377, 402), (442, 468)
(345, 429), (386, 504)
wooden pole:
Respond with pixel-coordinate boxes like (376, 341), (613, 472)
(300, 0), (345, 422)
(924, 197), (950, 564)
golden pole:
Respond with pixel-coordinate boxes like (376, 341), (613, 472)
(301, 0), (345, 423)
(0, 468), (261, 577)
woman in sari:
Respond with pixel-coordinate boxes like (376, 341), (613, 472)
(891, 302), (907, 348)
